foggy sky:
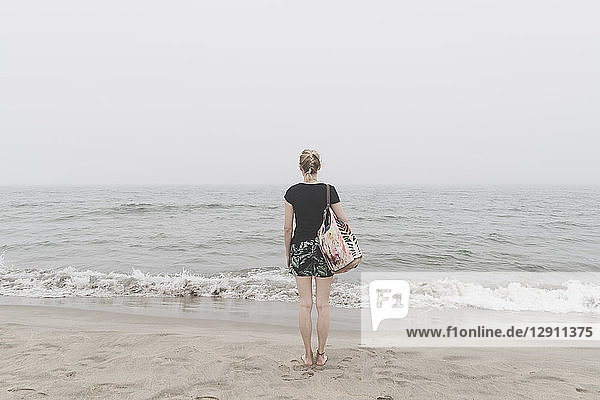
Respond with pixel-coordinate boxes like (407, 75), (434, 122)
(1, 1), (599, 185)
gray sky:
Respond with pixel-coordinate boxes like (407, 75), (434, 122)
(1, 0), (599, 185)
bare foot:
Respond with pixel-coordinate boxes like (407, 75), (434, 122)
(301, 352), (313, 366)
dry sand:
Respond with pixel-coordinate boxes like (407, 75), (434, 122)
(0, 304), (598, 399)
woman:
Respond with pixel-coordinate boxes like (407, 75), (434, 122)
(283, 149), (349, 367)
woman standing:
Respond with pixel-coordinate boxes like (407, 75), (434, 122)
(283, 149), (349, 367)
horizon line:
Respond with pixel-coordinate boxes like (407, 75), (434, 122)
(1, 182), (599, 187)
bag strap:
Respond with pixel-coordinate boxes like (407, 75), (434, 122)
(322, 183), (331, 226)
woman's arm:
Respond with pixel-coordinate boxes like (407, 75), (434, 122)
(330, 202), (349, 224)
(284, 201), (294, 268)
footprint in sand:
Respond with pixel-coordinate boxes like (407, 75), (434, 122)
(278, 364), (290, 372)
(7, 387), (48, 396)
(281, 371), (314, 381)
(359, 347), (377, 356)
(290, 358), (312, 372)
(292, 364), (311, 371)
(321, 369), (344, 380)
(336, 356), (352, 369)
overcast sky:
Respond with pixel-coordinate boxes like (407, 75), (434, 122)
(1, 1), (598, 185)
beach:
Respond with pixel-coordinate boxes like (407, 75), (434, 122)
(1, 185), (599, 399)
(2, 0), (599, 396)
(1, 304), (598, 400)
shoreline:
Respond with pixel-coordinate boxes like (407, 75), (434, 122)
(0, 294), (363, 331)
(1, 304), (599, 399)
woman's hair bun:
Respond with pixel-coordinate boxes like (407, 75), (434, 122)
(299, 149), (320, 176)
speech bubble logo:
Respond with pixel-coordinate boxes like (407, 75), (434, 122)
(369, 280), (410, 331)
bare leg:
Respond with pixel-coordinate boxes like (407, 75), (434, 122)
(295, 276), (313, 364)
(315, 276), (333, 365)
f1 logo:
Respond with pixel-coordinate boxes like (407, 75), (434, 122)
(369, 280), (410, 331)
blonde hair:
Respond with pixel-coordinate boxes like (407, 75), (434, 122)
(299, 149), (321, 178)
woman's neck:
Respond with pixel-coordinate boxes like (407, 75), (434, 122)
(303, 174), (318, 183)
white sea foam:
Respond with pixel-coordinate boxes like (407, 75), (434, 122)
(0, 258), (598, 313)
(410, 278), (600, 313)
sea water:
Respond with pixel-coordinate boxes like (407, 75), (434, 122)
(1, 184), (599, 320)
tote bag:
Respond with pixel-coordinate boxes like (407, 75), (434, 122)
(317, 184), (362, 273)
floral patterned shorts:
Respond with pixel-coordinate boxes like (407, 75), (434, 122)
(289, 237), (333, 278)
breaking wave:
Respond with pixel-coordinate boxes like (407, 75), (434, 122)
(1, 260), (598, 313)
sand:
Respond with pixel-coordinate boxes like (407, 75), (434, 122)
(0, 304), (598, 400)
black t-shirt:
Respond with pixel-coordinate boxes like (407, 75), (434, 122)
(284, 182), (340, 244)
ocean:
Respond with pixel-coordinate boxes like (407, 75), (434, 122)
(1, 184), (599, 320)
